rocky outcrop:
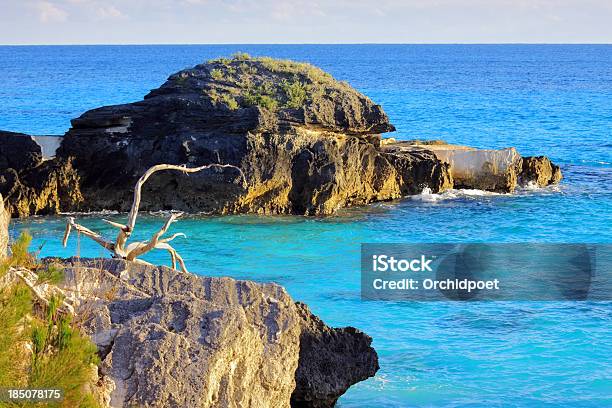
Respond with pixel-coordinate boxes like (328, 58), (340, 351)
(0, 158), (84, 218)
(54, 54), (450, 215)
(520, 156), (563, 186)
(291, 303), (379, 408)
(0, 130), (84, 217)
(1, 56), (562, 215)
(385, 141), (562, 192)
(0, 131), (43, 171)
(0, 194), (8, 259)
(54, 258), (378, 408)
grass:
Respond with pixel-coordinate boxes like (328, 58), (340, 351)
(281, 79), (308, 109)
(221, 94), (239, 110)
(210, 69), (224, 81)
(0, 232), (101, 407)
(202, 53), (353, 111)
(243, 91), (278, 110)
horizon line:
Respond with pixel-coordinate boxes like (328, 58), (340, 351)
(1, 42), (612, 47)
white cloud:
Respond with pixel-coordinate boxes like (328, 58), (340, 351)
(34, 1), (68, 23)
(95, 5), (126, 20)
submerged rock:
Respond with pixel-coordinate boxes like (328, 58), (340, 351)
(54, 258), (378, 408)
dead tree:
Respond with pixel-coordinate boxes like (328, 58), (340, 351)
(63, 163), (242, 273)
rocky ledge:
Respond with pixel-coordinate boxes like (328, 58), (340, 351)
(384, 140), (562, 193)
(46, 258), (377, 408)
(1, 54), (561, 217)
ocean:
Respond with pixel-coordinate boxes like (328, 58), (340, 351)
(2, 45), (611, 407)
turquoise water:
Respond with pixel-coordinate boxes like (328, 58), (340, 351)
(2, 45), (612, 407)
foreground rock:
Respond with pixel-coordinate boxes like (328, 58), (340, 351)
(54, 258), (377, 408)
(292, 303), (379, 408)
(385, 141), (562, 192)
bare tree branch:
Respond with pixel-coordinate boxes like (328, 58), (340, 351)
(63, 217), (115, 251)
(62, 163), (242, 274)
(125, 212), (181, 260)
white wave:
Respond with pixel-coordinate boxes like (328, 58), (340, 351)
(59, 209), (120, 216)
(410, 187), (504, 202)
(515, 182), (563, 194)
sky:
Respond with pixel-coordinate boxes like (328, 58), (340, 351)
(1, 0), (611, 45)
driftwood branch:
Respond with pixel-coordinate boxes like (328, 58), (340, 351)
(62, 163), (242, 273)
(63, 217), (115, 251)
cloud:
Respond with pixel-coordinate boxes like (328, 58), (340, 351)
(34, 1), (68, 23)
(95, 5), (126, 20)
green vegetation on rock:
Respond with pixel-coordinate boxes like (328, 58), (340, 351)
(197, 53), (356, 112)
(0, 233), (101, 408)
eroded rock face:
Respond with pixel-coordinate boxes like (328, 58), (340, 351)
(291, 302), (379, 408)
(385, 141), (562, 192)
(0, 194), (9, 259)
(55, 258), (378, 408)
(0, 131), (43, 171)
(55, 55), (450, 215)
(0, 130), (84, 217)
(0, 158), (84, 218)
(520, 156), (563, 187)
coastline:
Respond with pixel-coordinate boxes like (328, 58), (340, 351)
(1, 45), (610, 407)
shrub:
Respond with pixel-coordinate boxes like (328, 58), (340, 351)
(281, 79), (308, 109)
(209, 57), (231, 65)
(232, 52), (251, 61)
(1, 231), (35, 278)
(221, 94), (239, 110)
(0, 232), (100, 407)
(210, 69), (224, 81)
(243, 91), (278, 111)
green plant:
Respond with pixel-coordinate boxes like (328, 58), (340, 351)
(37, 263), (64, 285)
(232, 52), (251, 61)
(210, 68), (224, 81)
(281, 79), (308, 109)
(0, 283), (32, 387)
(209, 57), (231, 65)
(243, 91), (278, 111)
(0, 232), (101, 407)
(221, 94), (239, 110)
(1, 231), (35, 278)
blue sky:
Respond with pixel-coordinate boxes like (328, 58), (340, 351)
(1, 0), (611, 44)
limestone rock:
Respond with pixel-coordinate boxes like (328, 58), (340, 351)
(54, 55), (450, 215)
(291, 302), (379, 408)
(0, 158), (84, 218)
(0, 131), (43, 172)
(0, 130), (84, 217)
(386, 141), (562, 192)
(54, 258), (378, 408)
(520, 156), (563, 187)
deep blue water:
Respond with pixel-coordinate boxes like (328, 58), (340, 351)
(2, 45), (611, 407)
